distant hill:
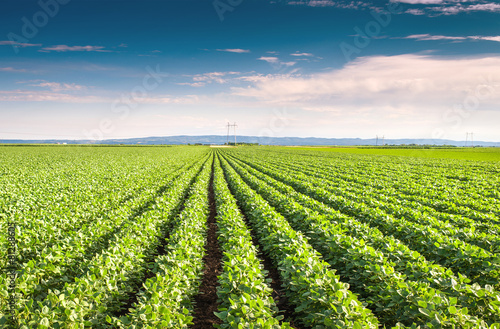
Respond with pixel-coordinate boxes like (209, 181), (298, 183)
(1, 135), (499, 147)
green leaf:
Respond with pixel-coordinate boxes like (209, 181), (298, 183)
(419, 308), (430, 317)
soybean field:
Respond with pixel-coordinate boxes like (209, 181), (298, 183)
(1, 145), (500, 328)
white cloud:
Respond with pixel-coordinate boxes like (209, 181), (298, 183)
(0, 67), (27, 73)
(393, 0), (443, 4)
(398, 1), (500, 16)
(468, 3), (500, 11)
(0, 90), (107, 103)
(258, 56), (280, 63)
(28, 81), (88, 92)
(405, 8), (426, 14)
(216, 48), (250, 53)
(279, 0), (500, 16)
(405, 34), (466, 41)
(288, 0), (337, 6)
(258, 56), (297, 67)
(237, 75), (269, 83)
(182, 71), (241, 86)
(477, 36), (500, 42)
(135, 95), (199, 104)
(40, 45), (108, 52)
(290, 52), (314, 57)
(177, 82), (206, 87)
(404, 34), (500, 43)
(286, 0), (370, 9)
(0, 89), (199, 104)
(0, 41), (41, 47)
(232, 54), (500, 113)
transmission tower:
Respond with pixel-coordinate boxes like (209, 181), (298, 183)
(226, 122), (237, 145)
(465, 132), (474, 147)
(232, 122), (237, 146)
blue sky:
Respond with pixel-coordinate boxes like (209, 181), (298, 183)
(1, 0), (500, 141)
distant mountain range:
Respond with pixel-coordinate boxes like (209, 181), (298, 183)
(1, 135), (499, 147)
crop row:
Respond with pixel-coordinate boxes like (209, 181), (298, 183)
(0, 147), (209, 323)
(11, 155), (208, 327)
(112, 156), (213, 328)
(212, 156), (287, 328)
(218, 153), (379, 328)
(222, 153), (500, 327)
(253, 148), (500, 218)
(247, 153), (500, 253)
(227, 152), (500, 287)
(261, 150), (499, 223)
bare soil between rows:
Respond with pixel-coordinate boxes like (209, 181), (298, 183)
(191, 163), (223, 328)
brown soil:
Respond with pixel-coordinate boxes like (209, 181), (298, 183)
(190, 163), (223, 328)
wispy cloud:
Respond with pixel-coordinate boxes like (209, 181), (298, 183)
(290, 52), (314, 57)
(478, 36), (500, 42)
(0, 41), (42, 48)
(0, 67), (27, 73)
(258, 56), (280, 63)
(0, 89), (199, 104)
(394, 0), (443, 4)
(404, 34), (466, 41)
(216, 48), (250, 53)
(179, 71), (241, 87)
(404, 33), (500, 42)
(286, 0), (500, 15)
(285, 0), (370, 9)
(27, 81), (88, 92)
(177, 82), (206, 87)
(398, 0), (500, 16)
(468, 3), (500, 11)
(40, 45), (109, 52)
(258, 56), (297, 68)
(0, 90), (107, 103)
(404, 8), (426, 15)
